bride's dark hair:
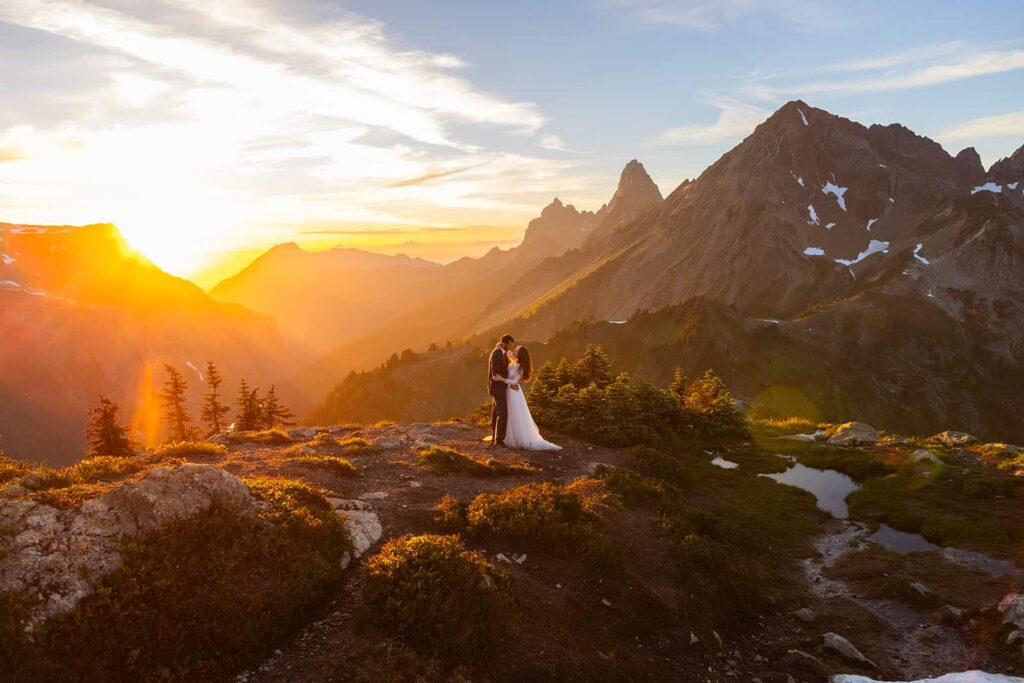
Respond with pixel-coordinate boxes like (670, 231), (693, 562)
(516, 345), (532, 382)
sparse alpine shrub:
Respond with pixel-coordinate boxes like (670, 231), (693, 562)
(0, 454), (29, 485)
(67, 455), (144, 483)
(418, 446), (493, 476)
(358, 534), (510, 657)
(153, 440), (228, 458)
(226, 428), (293, 445)
(455, 481), (614, 562)
(287, 455), (358, 478)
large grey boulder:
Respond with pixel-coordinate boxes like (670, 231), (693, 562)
(932, 430), (980, 446)
(0, 464), (255, 627)
(827, 422), (880, 447)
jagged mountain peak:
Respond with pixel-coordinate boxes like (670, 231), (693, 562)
(989, 142), (1024, 183)
(607, 159), (662, 214)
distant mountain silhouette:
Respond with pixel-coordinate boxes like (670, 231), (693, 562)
(0, 223), (297, 464)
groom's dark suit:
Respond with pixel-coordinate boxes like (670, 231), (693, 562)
(488, 344), (509, 444)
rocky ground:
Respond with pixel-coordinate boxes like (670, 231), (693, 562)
(2, 420), (1023, 682)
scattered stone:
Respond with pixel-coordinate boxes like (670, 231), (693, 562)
(911, 581), (932, 598)
(287, 427), (317, 441)
(358, 491), (388, 501)
(208, 432), (231, 446)
(911, 449), (942, 464)
(822, 632), (876, 668)
(495, 553), (512, 564)
(407, 480), (422, 488)
(690, 631), (700, 645)
(373, 435), (405, 449)
(1008, 630), (1023, 646)
(793, 607), (816, 623)
(1000, 593), (1024, 629)
(827, 422), (880, 447)
(0, 484), (27, 498)
(931, 430), (980, 446)
(513, 553), (527, 564)
(601, 598), (613, 607)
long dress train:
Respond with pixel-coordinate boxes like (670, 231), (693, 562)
(503, 363), (561, 451)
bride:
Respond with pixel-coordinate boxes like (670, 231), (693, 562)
(492, 346), (561, 451)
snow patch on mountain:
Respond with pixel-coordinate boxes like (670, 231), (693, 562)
(913, 244), (930, 265)
(834, 240), (890, 266)
(866, 218), (878, 231)
(1009, 181), (1019, 190)
(821, 181), (848, 211)
(1, 254), (14, 265)
(792, 171), (804, 187)
(808, 205), (820, 225)
(825, 222), (836, 230)
(803, 247), (825, 256)
(1, 279), (21, 288)
(971, 182), (1002, 195)
(799, 108), (809, 126)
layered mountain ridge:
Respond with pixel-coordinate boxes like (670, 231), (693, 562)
(305, 101), (1024, 441)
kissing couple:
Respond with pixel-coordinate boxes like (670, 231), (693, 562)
(487, 334), (561, 451)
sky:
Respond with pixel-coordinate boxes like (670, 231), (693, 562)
(1, 0), (1023, 286)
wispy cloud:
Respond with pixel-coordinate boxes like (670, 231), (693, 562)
(938, 111), (1024, 142)
(660, 97), (769, 144)
(0, 0), (592, 274)
(603, 0), (843, 31)
(658, 41), (1024, 148)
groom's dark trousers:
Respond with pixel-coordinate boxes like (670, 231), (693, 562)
(488, 346), (509, 444)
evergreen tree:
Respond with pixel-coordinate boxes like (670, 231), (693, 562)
(234, 379), (261, 431)
(86, 396), (134, 457)
(261, 385), (295, 428)
(160, 364), (193, 442)
(200, 361), (230, 435)
(684, 369), (747, 436)
(573, 344), (613, 388)
(553, 357), (577, 388)
(668, 368), (690, 400)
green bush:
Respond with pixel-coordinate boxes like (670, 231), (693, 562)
(0, 454), (29, 485)
(3, 476), (350, 682)
(67, 456), (144, 483)
(358, 534), (510, 656)
(153, 441), (228, 458)
(287, 455), (358, 478)
(226, 429), (293, 445)
(32, 483), (110, 510)
(455, 481), (613, 561)
(418, 446), (493, 476)
(529, 346), (747, 447)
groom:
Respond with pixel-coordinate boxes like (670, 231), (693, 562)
(487, 334), (517, 447)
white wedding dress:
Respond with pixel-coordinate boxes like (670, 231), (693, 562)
(502, 362), (561, 451)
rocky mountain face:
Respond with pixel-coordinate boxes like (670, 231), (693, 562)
(309, 102), (1024, 441)
(0, 223), (297, 465)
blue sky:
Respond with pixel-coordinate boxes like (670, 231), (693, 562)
(1, 0), (1023, 282)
